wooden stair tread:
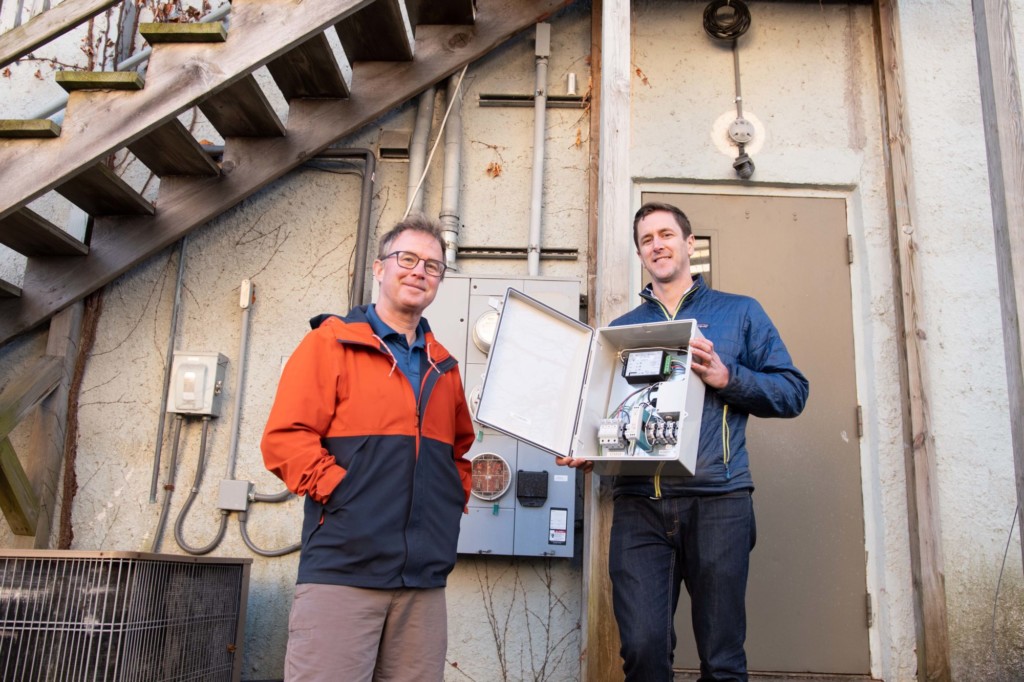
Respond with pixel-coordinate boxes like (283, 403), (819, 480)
(55, 164), (154, 216)
(0, 278), (20, 298)
(127, 119), (220, 176)
(267, 32), (351, 101)
(335, 0), (414, 62)
(0, 208), (89, 257)
(0, 120), (61, 139)
(0, 0), (572, 343)
(55, 70), (145, 92)
(198, 74), (286, 137)
(0, 0), (374, 225)
(139, 21), (227, 44)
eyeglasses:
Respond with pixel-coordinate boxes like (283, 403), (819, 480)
(382, 251), (447, 277)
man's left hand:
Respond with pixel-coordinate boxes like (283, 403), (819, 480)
(689, 338), (729, 389)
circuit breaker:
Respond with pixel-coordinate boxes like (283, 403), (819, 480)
(426, 274), (582, 558)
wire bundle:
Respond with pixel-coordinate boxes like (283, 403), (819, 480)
(702, 0), (752, 41)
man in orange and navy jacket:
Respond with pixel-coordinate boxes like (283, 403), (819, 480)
(261, 215), (475, 682)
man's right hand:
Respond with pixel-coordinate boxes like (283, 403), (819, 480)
(556, 456), (594, 474)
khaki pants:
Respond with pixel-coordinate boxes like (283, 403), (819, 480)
(284, 583), (447, 682)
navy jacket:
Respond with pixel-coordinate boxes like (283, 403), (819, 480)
(611, 276), (808, 498)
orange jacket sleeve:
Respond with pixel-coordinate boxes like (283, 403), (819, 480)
(451, 369), (476, 505)
(261, 327), (345, 504)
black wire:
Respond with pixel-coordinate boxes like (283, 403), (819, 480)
(703, 0), (752, 41)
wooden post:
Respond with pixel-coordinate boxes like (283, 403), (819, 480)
(584, 1), (633, 681)
(972, 0), (1024, 572)
(12, 303), (83, 548)
(874, 1), (952, 679)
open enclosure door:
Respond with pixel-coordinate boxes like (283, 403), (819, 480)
(644, 190), (870, 675)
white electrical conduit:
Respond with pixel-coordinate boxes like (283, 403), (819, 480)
(407, 87), (436, 215)
(439, 73), (464, 270)
(527, 23), (551, 277)
(403, 64), (468, 220)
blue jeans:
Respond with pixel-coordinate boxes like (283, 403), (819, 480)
(609, 492), (756, 682)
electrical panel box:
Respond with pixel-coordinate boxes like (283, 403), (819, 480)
(167, 352), (228, 417)
(424, 273), (581, 558)
(475, 289), (705, 477)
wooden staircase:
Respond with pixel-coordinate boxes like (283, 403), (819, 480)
(0, 0), (571, 346)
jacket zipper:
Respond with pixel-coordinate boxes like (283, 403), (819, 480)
(648, 283), (697, 499)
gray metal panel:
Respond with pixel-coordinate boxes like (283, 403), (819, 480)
(513, 443), (575, 558)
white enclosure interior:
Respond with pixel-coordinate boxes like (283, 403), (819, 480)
(476, 290), (706, 476)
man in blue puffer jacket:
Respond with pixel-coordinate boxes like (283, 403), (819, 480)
(560, 202), (808, 682)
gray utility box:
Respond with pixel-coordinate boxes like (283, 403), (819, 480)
(475, 289), (705, 476)
(426, 273), (581, 558)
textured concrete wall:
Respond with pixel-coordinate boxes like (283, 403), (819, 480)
(2, 1), (1023, 680)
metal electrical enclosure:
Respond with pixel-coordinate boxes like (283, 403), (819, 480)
(475, 289), (705, 477)
(426, 273), (581, 558)
(167, 352), (228, 417)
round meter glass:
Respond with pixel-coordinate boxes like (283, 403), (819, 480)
(469, 452), (511, 501)
(472, 309), (500, 354)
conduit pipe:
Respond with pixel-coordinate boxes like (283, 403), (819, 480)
(527, 23), (551, 277)
(150, 236), (187, 503)
(174, 417), (230, 555)
(439, 75), (465, 270)
(407, 87), (436, 215)
(224, 280), (254, 481)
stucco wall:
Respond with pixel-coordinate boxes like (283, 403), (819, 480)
(2, 0), (1024, 680)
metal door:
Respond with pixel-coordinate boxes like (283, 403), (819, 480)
(643, 191), (869, 674)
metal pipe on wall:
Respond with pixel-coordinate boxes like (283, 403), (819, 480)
(440, 75), (465, 270)
(407, 87), (436, 215)
(528, 23), (552, 276)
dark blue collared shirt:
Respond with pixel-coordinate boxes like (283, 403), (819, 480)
(365, 304), (426, 402)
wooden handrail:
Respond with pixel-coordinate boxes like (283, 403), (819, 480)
(0, 0), (120, 68)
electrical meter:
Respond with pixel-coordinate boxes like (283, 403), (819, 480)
(472, 309), (500, 354)
(470, 452), (512, 501)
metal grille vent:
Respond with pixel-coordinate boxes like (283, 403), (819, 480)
(0, 550), (251, 682)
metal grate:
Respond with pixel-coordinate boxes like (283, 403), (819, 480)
(0, 550), (251, 682)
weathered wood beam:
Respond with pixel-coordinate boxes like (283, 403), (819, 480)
(0, 0), (119, 68)
(874, 1), (952, 679)
(266, 32), (351, 101)
(0, 437), (39, 535)
(13, 304), (83, 549)
(0, 207), (89, 257)
(126, 119), (221, 177)
(0, 0), (574, 344)
(55, 163), (154, 216)
(335, 0), (413, 62)
(198, 75), (286, 138)
(0, 354), (63, 442)
(972, 0), (1024, 571)
(586, 1), (630, 681)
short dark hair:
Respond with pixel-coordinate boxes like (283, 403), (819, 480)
(377, 214), (447, 274)
(632, 202), (693, 248)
